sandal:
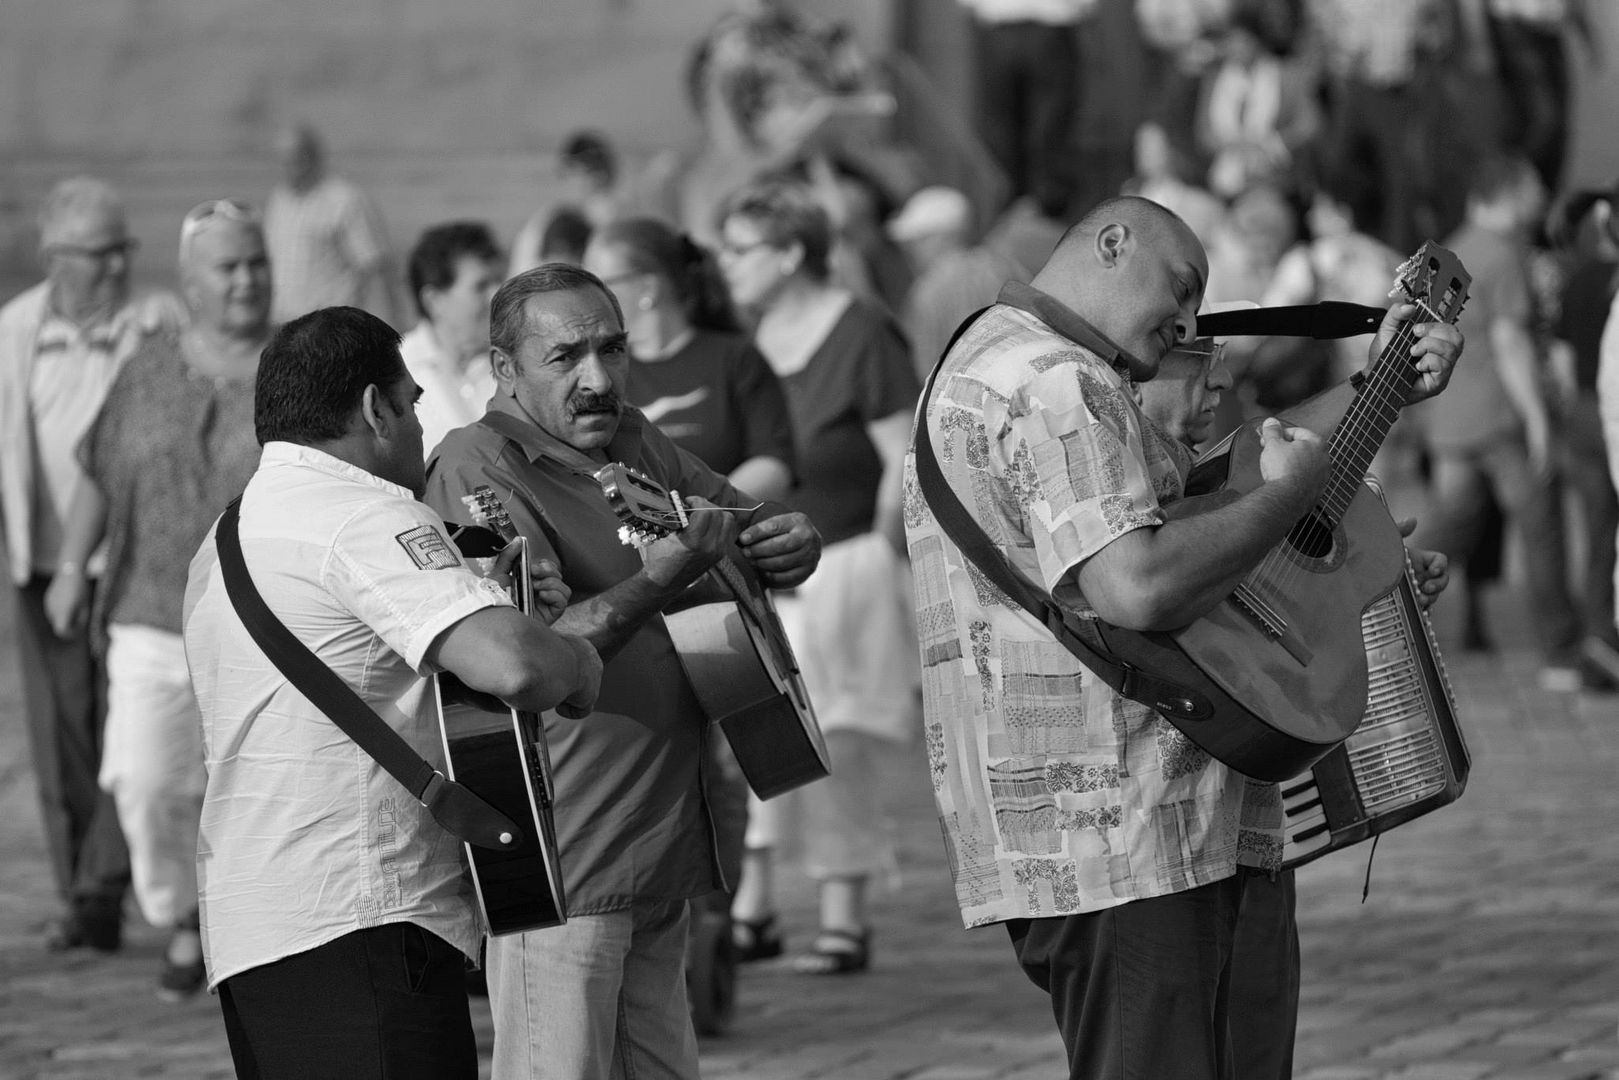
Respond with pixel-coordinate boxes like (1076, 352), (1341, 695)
(792, 927), (870, 975)
(731, 914), (784, 963)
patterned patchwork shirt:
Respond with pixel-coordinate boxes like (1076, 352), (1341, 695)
(904, 285), (1282, 929)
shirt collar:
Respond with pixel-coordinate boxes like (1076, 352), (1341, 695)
(485, 395), (648, 476)
(260, 441), (415, 500)
(996, 280), (1140, 380)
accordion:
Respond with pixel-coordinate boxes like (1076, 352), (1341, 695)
(1280, 550), (1471, 870)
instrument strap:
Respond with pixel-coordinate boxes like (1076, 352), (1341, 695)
(213, 496), (526, 852)
(913, 304), (1214, 722)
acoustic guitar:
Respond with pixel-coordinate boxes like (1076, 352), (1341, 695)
(593, 463), (831, 800)
(433, 486), (567, 935)
(1095, 242), (1472, 781)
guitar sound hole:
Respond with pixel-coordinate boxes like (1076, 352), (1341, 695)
(1285, 512), (1335, 561)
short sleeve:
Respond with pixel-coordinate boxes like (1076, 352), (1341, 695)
(728, 342), (798, 471)
(336, 184), (388, 270)
(323, 496), (513, 674)
(991, 357), (1167, 594)
(856, 309), (923, 423)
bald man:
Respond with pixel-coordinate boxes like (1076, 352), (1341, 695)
(47, 198), (272, 999)
(0, 177), (183, 954)
(904, 196), (1464, 1079)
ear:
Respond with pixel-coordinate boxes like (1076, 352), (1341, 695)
(359, 384), (389, 438)
(419, 284), (445, 323)
(490, 347), (520, 392)
(1095, 223), (1129, 268)
(780, 240), (806, 277)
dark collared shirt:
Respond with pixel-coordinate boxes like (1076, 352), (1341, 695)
(424, 399), (755, 913)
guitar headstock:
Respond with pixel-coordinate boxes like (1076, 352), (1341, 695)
(461, 485), (518, 543)
(594, 463), (688, 549)
(1390, 241), (1472, 326)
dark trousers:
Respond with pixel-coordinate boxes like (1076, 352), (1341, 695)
(1490, 17), (1570, 192)
(975, 19), (1080, 217)
(219, 923), (478, 1080)
(1007, 870), (1297, 1080)
(13, 575), (129, 914)
(1563, 395), (1619, 645)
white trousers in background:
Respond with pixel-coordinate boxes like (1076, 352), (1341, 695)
(100, 623), (205, 928)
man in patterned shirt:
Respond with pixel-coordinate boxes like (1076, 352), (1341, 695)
(904, 195), (1463, 1079)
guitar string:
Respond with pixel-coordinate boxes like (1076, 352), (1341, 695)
(1257, 287), (1453, 605)
(1248, 306), (1428, 604)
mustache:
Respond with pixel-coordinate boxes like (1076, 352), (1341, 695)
(567, 389), (622, 417)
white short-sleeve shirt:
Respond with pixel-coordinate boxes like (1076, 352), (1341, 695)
(182, 441), (512, 989)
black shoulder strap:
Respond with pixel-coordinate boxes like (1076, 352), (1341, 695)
(213, 496), (525, 851)
(911, 310), (1212, 721)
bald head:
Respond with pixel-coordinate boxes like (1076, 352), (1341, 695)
(1031, 195), (1208, 379)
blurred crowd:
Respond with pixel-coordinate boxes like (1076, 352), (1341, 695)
(4, 0), (1617, 1018)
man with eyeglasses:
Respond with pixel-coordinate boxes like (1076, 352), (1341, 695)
(0, 175), (182, 956)
(43, 197), (270, 1001)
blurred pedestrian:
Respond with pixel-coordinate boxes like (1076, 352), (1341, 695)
(887, 185), (1027, 378)
(46, 198), (271, 1000)
(400, 221), (504, 458)
(265, 122), (404, 325)
(717, 180), (920, 974)
(1409, 154), (1583, 688)
(0, 176), (181, 954)
(585, 216), (795, 500)
(510, 131), (630, 278)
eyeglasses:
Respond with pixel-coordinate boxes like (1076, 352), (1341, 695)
(1169, 339), (1226, 377)
(179, 198), (259, 252)
(718, 238), (777, 259)
(45, 237), (139, 262)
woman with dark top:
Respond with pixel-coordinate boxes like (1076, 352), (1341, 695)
(715, 179), (921, 975)
(583, 217), (794, 501)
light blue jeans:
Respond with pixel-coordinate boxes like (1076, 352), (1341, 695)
(486, 899), (700, 1080)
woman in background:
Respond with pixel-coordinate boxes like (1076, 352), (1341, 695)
(715, 179), (920, 975)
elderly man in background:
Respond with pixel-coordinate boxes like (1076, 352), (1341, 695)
(400, 221), (504, 457)
(46, 198), (271, 1000)
(0, 177), (182, 953)
(264, 122), (403, 326)
(889, 185), (1027, 377)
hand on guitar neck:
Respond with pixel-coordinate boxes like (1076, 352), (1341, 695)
(639, 495), (742, 592)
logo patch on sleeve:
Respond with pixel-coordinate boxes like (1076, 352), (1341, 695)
(395, 524), (461, 570)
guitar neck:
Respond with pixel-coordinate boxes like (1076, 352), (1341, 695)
(1315, 320), (1423, 529)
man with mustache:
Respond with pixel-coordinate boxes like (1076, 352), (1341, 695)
(424, 264), (821, 1080)
(904, 195), (1463, 1080)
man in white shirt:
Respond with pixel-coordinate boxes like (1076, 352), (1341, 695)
(264, 123), (405, 326)
(0, 176), (182, 953)
(183, 305), (601, 1079)
(400, 221), (504, 458)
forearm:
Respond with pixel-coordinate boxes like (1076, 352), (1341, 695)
(1494, 323), (1548, 431)
(728, 456), (792, 503)
(549, 568), (688, 661)
(500, 622), (595, 714)
(55, 481), (109, 571)
(1077, 475), (1321, 630)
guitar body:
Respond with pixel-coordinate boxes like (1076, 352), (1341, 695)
(594, 463), (831, 800)
(663, 581), (829, 800)
(434, 498), (567, 935)
(1095, 417), (1408, 781)
(434, 679), (566, 934)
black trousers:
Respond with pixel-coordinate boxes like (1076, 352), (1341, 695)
(1007, 869), (1298, 1080)
(975, 18), (1080, 216)
(13, 575), (130, 915)
(219, 923), (477, 1080)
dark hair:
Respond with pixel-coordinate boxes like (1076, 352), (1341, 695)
(539, 207), (593, 267)
(255, 306), (405, 446)
(591, 217), (742, 333)
(489, 264), (624, 360)
(406, 220), (502, 320)
(560, 130), (616, 184)
(718, 180), (833, 282)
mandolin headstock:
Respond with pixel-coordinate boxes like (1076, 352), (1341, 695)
(1390, 241), (1472, 326)
(594, 463), (689, 549)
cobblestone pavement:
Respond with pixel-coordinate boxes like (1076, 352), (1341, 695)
(0, 577), (1615, 1080)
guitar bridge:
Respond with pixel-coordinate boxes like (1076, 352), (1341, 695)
(1231, 582), (1313, 666)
